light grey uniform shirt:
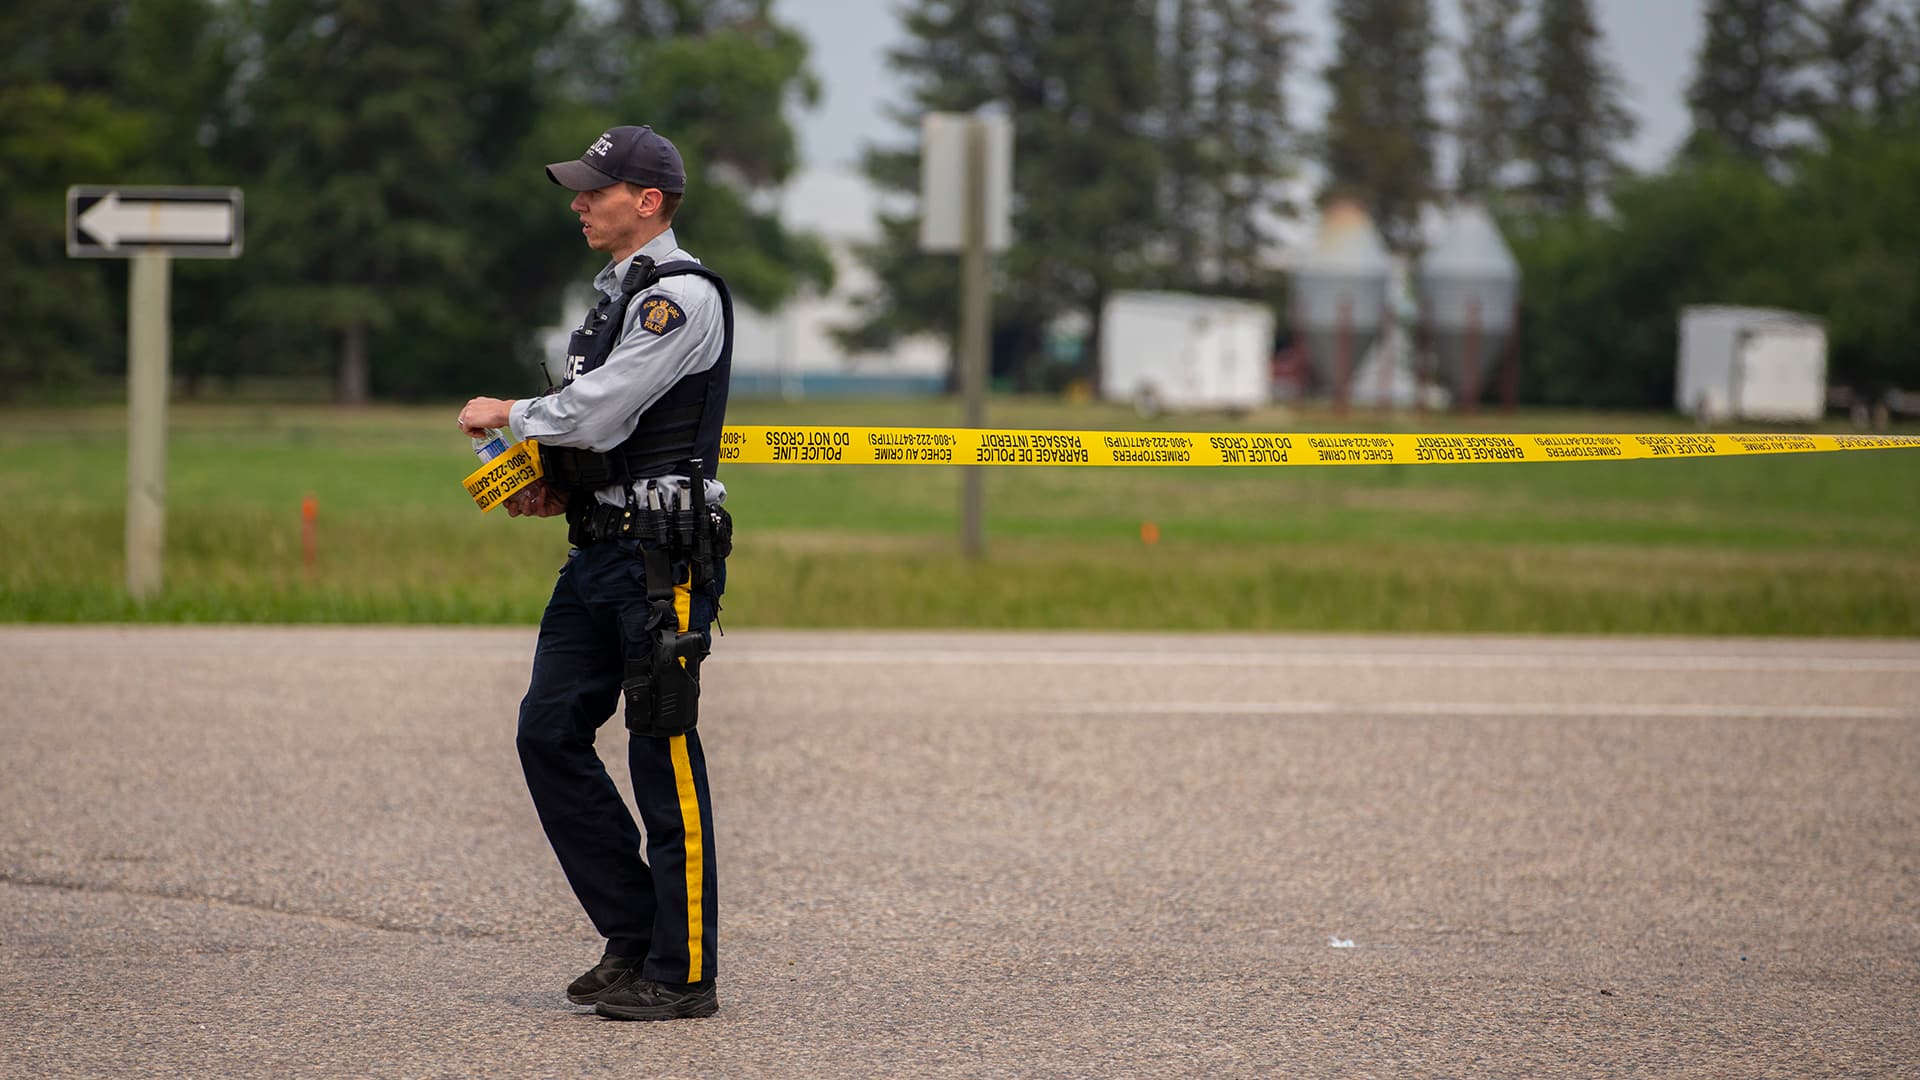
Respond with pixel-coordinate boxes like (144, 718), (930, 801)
(508, 228), (727, 508)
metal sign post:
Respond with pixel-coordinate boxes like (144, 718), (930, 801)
(68, 185), (243, 601)
(958, 121), (991, 558)
(920, 114), (1012, 559)
(125, 251), (171, 599)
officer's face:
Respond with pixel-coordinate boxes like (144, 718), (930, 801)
(571, 183), (665, 257)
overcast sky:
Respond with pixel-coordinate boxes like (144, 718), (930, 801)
(771, 0), (1707, 174)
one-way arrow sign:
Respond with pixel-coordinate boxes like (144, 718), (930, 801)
(67, 185), (243, 258)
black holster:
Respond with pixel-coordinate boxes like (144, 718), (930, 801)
(622, 546), (707, 738)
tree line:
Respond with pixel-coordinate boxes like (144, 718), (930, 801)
(1520, 0), (1920, 403)
(4, 0), (1917, 407)
(1, 0), (829, 403)
(849, 0), (1920, 402)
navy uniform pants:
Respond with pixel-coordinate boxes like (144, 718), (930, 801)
(516, 538), (722, 986)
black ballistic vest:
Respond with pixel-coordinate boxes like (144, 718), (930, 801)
(543, 254), (734, 494)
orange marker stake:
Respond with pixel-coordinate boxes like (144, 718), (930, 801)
(1140, 521), (1160, 546)
(301, 493), (318, 580)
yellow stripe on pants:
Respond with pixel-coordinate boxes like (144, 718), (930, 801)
(668, 734), (703, 983)
(668, 569), (704, 983)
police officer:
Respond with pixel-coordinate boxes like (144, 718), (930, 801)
(458, 124), (733, 1022)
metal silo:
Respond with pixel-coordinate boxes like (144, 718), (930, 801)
(1293, 197), (1390, 413)
(1418, 203), (1520, 411)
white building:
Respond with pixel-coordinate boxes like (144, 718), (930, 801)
(1677, 306), (1828, 422)
(730, 169), (948, 396)
(1098, 291), (1276, 414)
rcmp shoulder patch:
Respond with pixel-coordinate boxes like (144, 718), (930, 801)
(637, 295), (687, 337)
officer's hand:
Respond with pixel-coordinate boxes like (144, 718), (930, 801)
(504, 484), (539, 517)
(534, 484), (570, 517)
(506, 480), (568, 518)
(458, 397), (514, 438)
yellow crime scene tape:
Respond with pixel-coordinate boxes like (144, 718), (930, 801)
(466, 426), (1919, 509)
(463, 439), (542, 512)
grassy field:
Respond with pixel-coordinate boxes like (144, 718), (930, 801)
(3, 398), (1916, 633)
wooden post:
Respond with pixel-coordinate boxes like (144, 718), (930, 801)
(126, 251), (170, 600)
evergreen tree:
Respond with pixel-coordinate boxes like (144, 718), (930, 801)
(1161, 0), (1296, 292)
(0, 0), (232, 398)
(218, 0), (824, 401)
(377, 0), (594, 398)
(845, 0), (1168, 385)
(1801, 0), (1884, 132)
(222, 0), (501, 402)
(1320, 0), (1437, 250)
(1797, 0), (1920, 133)
(582, 0), (833, 312)
(1518, 0), (1636, 215)
(1880, 4), (1920, 126)
(1202, 0), (1296, 291)
(0, 0), (827, 402)
(1164, 0), (1207, 270)
(1686, 0), (1809, 166)
(1452, 0), (1526, 198)
(1875, 3), (1920, 126)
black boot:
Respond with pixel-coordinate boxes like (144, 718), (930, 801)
(595, 978), (718, 1021)
(565, 953), (640, 1005)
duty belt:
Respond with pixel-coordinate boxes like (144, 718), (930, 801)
(567, 500), (733, 585)
(569, 500), (727, 544)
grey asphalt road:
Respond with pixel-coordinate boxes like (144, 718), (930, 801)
(3, 627), (1917, 1078)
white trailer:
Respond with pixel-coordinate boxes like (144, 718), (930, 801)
(1099, 291), (1275, 414)
(1677, 306), (1828, 423)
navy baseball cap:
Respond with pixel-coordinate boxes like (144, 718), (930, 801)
(546, 125), (686, 193)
